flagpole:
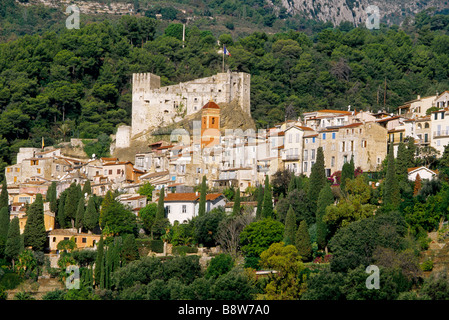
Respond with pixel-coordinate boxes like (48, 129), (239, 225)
(222, 44), (225, 73)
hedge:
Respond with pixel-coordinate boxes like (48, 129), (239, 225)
(172, 246), (198, 256)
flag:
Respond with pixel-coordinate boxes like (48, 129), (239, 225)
(224, 46), (231, 56)
(42, 137), (44, 149)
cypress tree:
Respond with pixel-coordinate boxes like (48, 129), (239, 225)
(82, 180), (92, 195)
(256, 184), (264, 219)
(295, 220), (312, 262)
(23, 194), (47, 251)
(99, 190), (114, 228)
(262, 175), (273, 219)
(283, 206), (296, 246)
(198, 175), (207, 216)
(288, 173), (297, 193)
(57, 191), (67, 228)
(5, 217), (22, 267)
(46, 181), (57, 213)
(308, 147), (327, 217)
(156, 186), (165, 220)
(407, 138), (416, 167)
(95, 236), (104, 288)
(383, 142), (400, 208)
(395, 142), (409, 182)
(414, 174), (422, 196)
(0, 206), (10, 256)
(84, 196), (99, 232)
(75, 197), (85, 232)
(64, 182), (80, 228)
(0, 179), (8, 210)
(121, 234), (139, 263)
(232, 187), (241, 216)
(316, 184), (334, 250)
(340, 156), (354, 192)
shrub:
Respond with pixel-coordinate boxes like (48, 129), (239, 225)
(421, 259), (434, 271)
(135, 239), (164, 253)
(172, 246), (198, 256)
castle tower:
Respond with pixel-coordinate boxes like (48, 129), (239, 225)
(201, 100), (221, 149)
(130, 71), (250, 138)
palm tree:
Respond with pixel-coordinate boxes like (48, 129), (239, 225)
(58, 123), (70, 142)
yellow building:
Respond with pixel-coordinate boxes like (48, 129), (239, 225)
(48, 229), (101, 252)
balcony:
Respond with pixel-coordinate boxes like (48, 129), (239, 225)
(285, 154), (300, 161)
(434, 130), (449, 138)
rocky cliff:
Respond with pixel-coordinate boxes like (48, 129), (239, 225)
(278, 0), (448, 26)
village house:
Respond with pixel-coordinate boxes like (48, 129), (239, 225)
(160, 192), (227, 224)
(48, 229), (101, 253)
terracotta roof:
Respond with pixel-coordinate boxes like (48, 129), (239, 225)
(202, 101), (220, 109)
(339, 122), (363, 128)
(407, 166), (438, 174)
(102, 161), (133, 166)
(161, 192), (223, 202)
(316, 109), (353, 115)
(376, 116), (400, 123)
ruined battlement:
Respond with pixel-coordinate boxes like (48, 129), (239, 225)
(131, 71), (251, 137)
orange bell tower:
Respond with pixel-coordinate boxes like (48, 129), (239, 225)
(201, 100), (221, 148)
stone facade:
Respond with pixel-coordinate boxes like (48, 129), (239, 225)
(131, 71), (251, 137)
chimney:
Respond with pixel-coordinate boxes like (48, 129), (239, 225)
(417, 95), (421, 100)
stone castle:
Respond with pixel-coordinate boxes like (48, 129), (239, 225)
(131, 70), (251, 138)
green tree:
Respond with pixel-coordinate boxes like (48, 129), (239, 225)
(0, 206), (10, 256)
(84, 196), (99, 232)
(95, 236), (104, 288)
(308, 146), (327, 217)
(396, 142), (409, 182)
(82, 180), (91, 195)
(0, 179), (8, 209)
(75, 197), (85, 231)
(316, 184), (334, 249)
(121, 234), (139, 264)
(239, 218), (284, 268)
(232, 187), (241, 216)
(283, 206), (296, 246)
(383, 142), (400, 209)
(46, 181), (57, 213)
(256, 184), (264, 219)
(295, 220), (312, 261)
(198, 176), (207, 217)
(64, 182), (80, 228)
(156, 187), (165, 220)
(262, 175), (273, 219)
(5, 217), (22, 267)
(259, 242), (305, 300)
(340, 155), (354, 192)
(0, 179), (9, 210)
(23, 194), (46, 252)
(205, 253), (234, 279)
(137, 182), (154, 201)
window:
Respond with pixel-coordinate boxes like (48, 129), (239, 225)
(442, 112), (445, 120)
(331, 156), (335, 167)
(311, 149), (316, 160)
(212, 117), (215, 124)
(343, 155), (348, 163)
(303, 150), (308, 161)
(109, 170), (112, 175)
(332, 132), (336, 139)
(322, 133), (326, 140)
(288, 134), (292, 143)
(117, 169), (121, 174)
(435, 113), (438, 120)
(312, 137), (316, 143)
(182, 205), (187, 213)
(303, 162), (308, 172)
(166, 205), (171, 214)
(296, 133), (300, 143)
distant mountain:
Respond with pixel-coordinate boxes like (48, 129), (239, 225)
(278, 0), (449, 26)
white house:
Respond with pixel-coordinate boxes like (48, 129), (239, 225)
(407, 166), (438, 181)
(161, 192), (227, 224)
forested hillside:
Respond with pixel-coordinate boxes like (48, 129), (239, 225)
(1, 2), (449, 171)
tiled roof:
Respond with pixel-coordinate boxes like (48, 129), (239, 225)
(202, 101), (220, 109)
(161, 192), (223, 202)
